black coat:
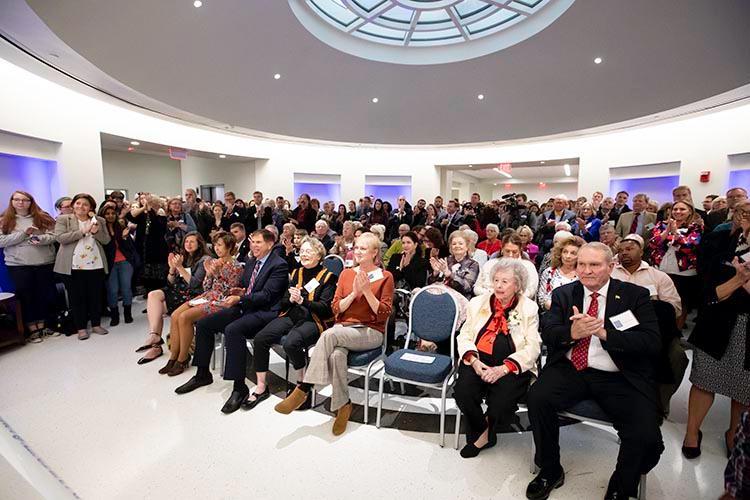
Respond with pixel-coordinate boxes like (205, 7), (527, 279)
(126, 210), (168, 264)
(238, 251), (289, 314)
(541, 279), (661, 403)
(386, 252), (428, 290)
(245, 205), (274, 232)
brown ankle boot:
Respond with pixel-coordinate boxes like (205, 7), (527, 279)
(332, 402), (353, 436)
(159, 359), (177, 374)
(167, 357), (190, 377)
(274, 387), (309, 414)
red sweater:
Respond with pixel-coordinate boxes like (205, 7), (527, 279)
(332, 268), (394, 333)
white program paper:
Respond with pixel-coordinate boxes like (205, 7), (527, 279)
(188, 297), (209, 307)
(401, 352), (436, 364)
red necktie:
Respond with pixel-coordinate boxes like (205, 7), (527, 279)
(629, 213), (640, 234)
(245, 260), (261, 296)
(570, 292), (598, 371)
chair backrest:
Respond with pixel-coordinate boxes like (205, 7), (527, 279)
(323, 254), (345, 276)
(405, 287), (459, 358)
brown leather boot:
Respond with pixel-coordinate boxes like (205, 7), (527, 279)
(158, 359), (176, 374)
(332, 402), (353, 436)
(274, 387), (309, 414)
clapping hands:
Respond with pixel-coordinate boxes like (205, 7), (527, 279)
(570, 305), (605, 340)
(289, 287), (304, 304)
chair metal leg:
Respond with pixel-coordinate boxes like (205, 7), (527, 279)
(638, 473), (647, 500)
(220, 334), (225, 377)
(211, 338), (216, 370)
(376, 373), (385, 428)
(454, 409), (461, 450)
(439, 383), (448, 447)
(363, 362), (373, 425)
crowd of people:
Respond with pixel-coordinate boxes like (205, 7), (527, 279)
(1, 183), (749, 499)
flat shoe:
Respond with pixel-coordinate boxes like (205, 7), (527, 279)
(91, 326), (108, 335)
(136, 335), (164, 352)
(242, 389), (270, 410)
(167, 358), (190, 377)
(221, 390), (250, 414)
(681, 430), (703, 459)
(77, 330), (90, 340)
(137, 346), (163, 365)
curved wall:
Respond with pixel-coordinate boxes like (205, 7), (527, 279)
(0, 42), (748, 206)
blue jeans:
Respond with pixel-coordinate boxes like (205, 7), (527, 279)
(106, 260), (134, 307)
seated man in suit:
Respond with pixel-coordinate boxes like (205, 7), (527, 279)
(614, 193), (656, 239)
(175, 229), (289, 413)
(526, 242), (664, 500)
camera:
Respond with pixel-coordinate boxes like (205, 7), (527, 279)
(501, 192), (519, 211)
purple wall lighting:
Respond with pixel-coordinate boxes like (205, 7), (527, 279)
(728, 169), (750, 191)
(609, 176), (679, 205)
(294, 182), (341, 206)
(364, 185), (412, 208)
(0, 152), (60, 292)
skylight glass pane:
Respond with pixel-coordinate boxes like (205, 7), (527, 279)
(513, 0), (544, 8)
(466, 9), (518, 34)
(380, 5), (414, 24)
(351, 0), (388, 13)
(417, 8), (451, 24)
(454, 0), (492, 19)
(410, 26), (462, 41)
(357, 23), (405, 41)
(310, 0), (359, 26)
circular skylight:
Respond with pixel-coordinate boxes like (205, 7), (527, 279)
(290, 0), (575, 64)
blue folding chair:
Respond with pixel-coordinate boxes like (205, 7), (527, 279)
(323, 254), (345, 277)
(375, 288), (460, 446)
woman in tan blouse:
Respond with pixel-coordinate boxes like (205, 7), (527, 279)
(276, 232), (394, 435)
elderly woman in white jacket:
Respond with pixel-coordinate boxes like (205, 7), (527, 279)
(454, 258), (542, 458)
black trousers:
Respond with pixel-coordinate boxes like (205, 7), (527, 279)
(7, 264), (57, 327)
(454, 363), (531, 443)
(68, 269), (105, 330)
(193, 306), (277, 381)
(253, 317), (319, 372)
(527, 361), (664, 496)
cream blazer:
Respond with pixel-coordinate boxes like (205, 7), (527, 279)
(457, 293), (542, 376)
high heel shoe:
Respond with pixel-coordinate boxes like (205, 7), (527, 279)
(167, 356), (191, 377)
(137, 345), (163, 365)
(158, 359), (177, 374)
(682, 430), (702, 459)
(136, 334), (163, 352)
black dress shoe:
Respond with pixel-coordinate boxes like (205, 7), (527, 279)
(221, 390), (249, 414)
(241, 388), (270, 410)
(175, 375), (213, 395)
(681, 430), (702, 459)
(526, 470), (565, 500)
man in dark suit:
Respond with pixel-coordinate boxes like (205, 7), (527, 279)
(610, 191), (631, 225)
(175, 229), (289, 414)
(245, 191), (274, 232)
(705, 187), (747, 233)
(437, 199), (463, 240)
(526, 242), (663, 500)
(535, 195), (577, 249)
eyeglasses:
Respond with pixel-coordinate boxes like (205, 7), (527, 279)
(12, 198), (31, 203)
(736, 210), (750, 219)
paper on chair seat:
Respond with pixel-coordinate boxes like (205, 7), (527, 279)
(401, 352), (435, 364)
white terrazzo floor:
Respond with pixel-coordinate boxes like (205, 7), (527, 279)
(0, 310), (731, 499)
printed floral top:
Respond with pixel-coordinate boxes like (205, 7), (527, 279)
(647, 221), (702, 273)
(537, 267), (578, 309)
(197, 258), (243, 314)
(72, 220), (104, 270)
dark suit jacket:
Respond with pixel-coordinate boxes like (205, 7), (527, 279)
(542, 279), (661, 402)
(238, 251), (289, 314)
(245, 206), (274, 232)
(704, 208), (730, 233)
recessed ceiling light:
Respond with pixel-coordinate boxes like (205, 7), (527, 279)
(564, 164), (571, 176)
(274, 73), (281, 80)
(130, 141), (140, 146)
(493, 183), (498, 186)
(371, 97), (379, 103)
(477, 94), (485, 100)
(594, 56), (602, 64)
(193, 0), (203, 7)
(219, 154), (226, 159)
(540, 161), (545, 164)
(468, 164), (473, 168)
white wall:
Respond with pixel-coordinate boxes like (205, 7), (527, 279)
(102, 150), (182, 198)
(180, 157), (255, 198)
(0, 46), (749, 208)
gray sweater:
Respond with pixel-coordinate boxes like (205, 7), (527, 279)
(0, 214), (56, 266)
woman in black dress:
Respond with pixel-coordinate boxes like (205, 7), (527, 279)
(127, 194), (169, 293)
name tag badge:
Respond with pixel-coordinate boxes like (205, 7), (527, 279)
(451, 263), (461, 272)
(345, 259), (354, 268)
(610, 310), (640, 331)
(345, 242), (353, 249)
(367, 268), (384, 283)
(304, 278), (320, 294)
(585, 222), (593, 230)
(294, 256), (301, 263)
(645, 284), (657, 297)
(739, 250), (750, 263)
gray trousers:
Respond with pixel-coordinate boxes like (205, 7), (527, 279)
(304, 324), (382, 411)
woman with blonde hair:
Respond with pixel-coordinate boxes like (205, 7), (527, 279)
(537, 235), (584, 310)
(276, 232), (394, 435)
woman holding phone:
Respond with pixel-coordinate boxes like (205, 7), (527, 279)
(0, 190), (58, 341)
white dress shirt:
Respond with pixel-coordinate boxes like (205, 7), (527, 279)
(566, 280), (619, 372)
